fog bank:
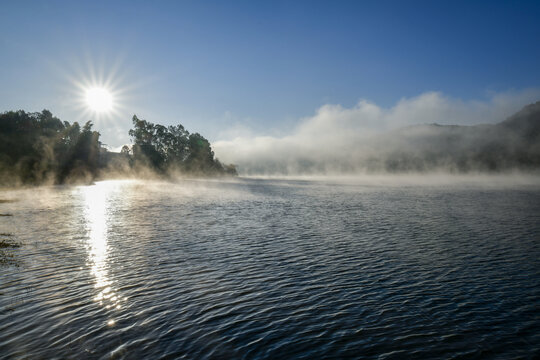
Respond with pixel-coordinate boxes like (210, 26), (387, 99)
(213, 90), (540, 175)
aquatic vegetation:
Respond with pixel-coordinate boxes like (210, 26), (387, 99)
(0, 199), (19, 266)
(0, 236), (19, 266)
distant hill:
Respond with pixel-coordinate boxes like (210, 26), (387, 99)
(368, 101), (540, 172)
(499, 100), (540, 142)
(234, 100), (540, 175)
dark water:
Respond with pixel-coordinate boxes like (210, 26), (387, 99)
(1, 177), (539, 359)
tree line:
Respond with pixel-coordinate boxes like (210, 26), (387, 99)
(0, 110), (236, 185)
(125, 115), (236, 176)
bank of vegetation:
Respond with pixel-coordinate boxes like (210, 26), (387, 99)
(0, 111), (236, 185)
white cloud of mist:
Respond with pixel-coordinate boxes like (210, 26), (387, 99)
(212, 89), (540, 174)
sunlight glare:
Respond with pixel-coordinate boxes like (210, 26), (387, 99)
(80, 181), (125, 310)
(85, 87), (113, 113)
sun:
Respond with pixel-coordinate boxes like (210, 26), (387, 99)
(85, 87), (114, 113)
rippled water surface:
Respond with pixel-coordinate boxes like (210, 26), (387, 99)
(1, 177), (539, 359)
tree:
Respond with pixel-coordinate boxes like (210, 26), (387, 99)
(127, 114), (236, 176)
(0, 110), (104, 184)
(121, 145), (131, 155)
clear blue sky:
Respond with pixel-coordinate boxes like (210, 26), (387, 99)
(1, 0), (539, 147)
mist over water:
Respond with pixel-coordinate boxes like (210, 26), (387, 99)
(213, 91), (540, 175)
(1, 177), (539, 358)
(2, 0), (539, 357)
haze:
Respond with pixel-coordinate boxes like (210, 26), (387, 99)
(2, 2), (540, 359)
(1, 1), (539, 174)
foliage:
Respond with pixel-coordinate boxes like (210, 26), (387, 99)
(0, 110), (102, 184)
(0, 110), (236, 184)
(128, 115), (237, 176)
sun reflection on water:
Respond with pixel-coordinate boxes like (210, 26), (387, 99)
(80, 182), (125, 313)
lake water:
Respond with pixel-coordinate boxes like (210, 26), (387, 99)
(1, 177), (539, 359)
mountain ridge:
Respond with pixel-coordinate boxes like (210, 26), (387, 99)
(234, 100), (540, 175)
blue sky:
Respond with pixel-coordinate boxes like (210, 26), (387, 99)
(1, 0), (539, 149)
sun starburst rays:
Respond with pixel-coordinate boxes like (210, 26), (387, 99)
(85, 87), (113, 113)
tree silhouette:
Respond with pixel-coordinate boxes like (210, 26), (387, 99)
(128, 114), (236, 176)
(0, 110), (104, 184)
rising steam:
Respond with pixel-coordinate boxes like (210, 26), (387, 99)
(213, 90), (540, 175)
